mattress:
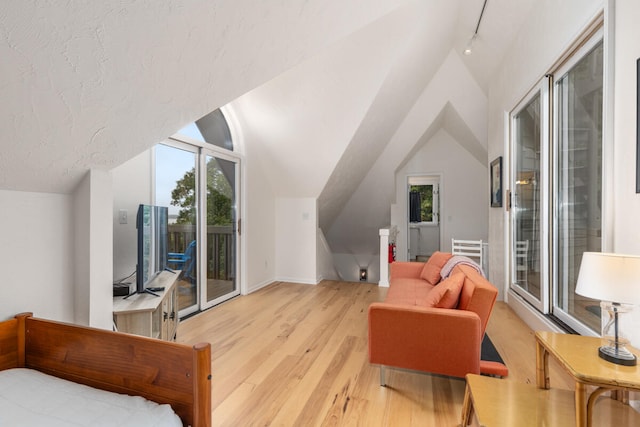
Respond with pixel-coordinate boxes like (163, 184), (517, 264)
(0, 368), (182, 427)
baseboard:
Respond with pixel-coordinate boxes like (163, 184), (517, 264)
(507, 290), (565, 333)
(274, 276), (319, 285)
(246, 279), (276, 294)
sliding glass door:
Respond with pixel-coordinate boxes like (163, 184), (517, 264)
(155, 143), (200, 316)
(156, 141), (241, 316)
(552, 37), (603, 334)
(200, 151), (240, 309)
(508, 28), (603, 334)
(510, 80), (548, 312)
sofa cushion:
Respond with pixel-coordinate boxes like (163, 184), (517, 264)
(420, 251), (453, 285)
(424, 271), (465, 308)
(386, 277), (435, 305)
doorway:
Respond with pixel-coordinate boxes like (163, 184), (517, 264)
(200, 150), (240, 310)
(155, 142), (241, 317)
(407, 175), (440, 261)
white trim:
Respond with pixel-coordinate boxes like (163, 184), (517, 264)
(246, 278), (276, 294)
(199, 149), (242, 310)
(602, 0), (615, 252)
(507, 290), (565, 334)
(405, 173), (443, 261)
(274, 276), (319, 286)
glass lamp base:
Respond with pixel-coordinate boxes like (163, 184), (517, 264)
(599, 301), (636, 366)
(598, 345), (637, 366)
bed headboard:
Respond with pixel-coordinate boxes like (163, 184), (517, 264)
(0, 313), (211, 427)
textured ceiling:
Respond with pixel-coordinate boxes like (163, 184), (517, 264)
(0, 0), (407, 193)
(0, 0), (536, 256)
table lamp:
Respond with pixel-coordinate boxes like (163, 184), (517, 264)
(576, 252), (640, 366)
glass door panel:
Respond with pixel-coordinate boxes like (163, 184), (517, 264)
(511, 87), (545, 310)
(202, 153), (239, 308)
(553, 40), (603, 334)
(155, 144), (199, 317)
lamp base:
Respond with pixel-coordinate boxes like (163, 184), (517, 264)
(598, 346), (637, 366)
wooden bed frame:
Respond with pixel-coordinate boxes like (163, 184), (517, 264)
(0, 312), (211, 427)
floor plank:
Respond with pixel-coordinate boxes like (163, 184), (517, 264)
(176, 280), (639, 426)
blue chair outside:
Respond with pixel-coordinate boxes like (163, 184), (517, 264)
(168, 240), (196, 284)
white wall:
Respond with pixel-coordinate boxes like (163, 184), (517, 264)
(73, 169), (113, 329)
(87, 170), (114, 328)
(112, 150), (153, 282)
(485, 0), (640, 346)
(275, 197), (317, 284)
(612, 0), (640, 346)
(317, 229), (340, 282)
(487, 0), (604, 297)
(0, 190), (75, 322)
(0, 173), (112, 328)
(244, 156), (277, 293)
(395, 130), (488, 265)
(612, 1), (640, 253)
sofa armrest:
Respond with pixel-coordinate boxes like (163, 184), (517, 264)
(368, 303), (482, 378)
(390, 262), (424, 280)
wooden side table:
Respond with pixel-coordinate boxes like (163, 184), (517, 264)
(461, 373), (575, 426)
(535, 331), (640, 427)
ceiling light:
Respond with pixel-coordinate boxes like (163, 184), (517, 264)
(463, 0), (488, 56)
(463, 35), (476, 56)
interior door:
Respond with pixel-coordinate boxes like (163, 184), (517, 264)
(200, 149), (240, 309)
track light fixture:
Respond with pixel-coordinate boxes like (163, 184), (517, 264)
(463, 35), (476, 56)
(464, 0), (488, 56)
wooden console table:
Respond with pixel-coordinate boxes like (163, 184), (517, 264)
(535, 330), (640, 427)
(113, 270), (179, 341)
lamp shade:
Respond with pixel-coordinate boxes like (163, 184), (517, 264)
(576, 252), (640, 305)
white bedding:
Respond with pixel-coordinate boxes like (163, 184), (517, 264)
(0, 368), (182, 427)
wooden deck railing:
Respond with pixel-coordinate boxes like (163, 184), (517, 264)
(168, 224), (234, 280)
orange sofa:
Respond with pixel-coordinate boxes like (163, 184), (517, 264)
(368, 252), (505, 384)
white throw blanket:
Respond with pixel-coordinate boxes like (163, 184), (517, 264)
(0, 368), (182, 427)
(440, 255), (485, 279)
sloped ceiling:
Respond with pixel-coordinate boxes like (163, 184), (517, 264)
(327, 51), (489, 255)
(0, 0), (407, 193)
(1, 0), (536, 257)
(229, 3), (423, 198)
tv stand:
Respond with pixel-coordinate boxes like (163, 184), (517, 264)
(123, 288), (160, 299)
(113, 270), (179, 341)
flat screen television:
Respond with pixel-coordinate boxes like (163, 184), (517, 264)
(130, 204), (170, 297)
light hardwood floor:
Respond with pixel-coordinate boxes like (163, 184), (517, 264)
(176, 280), (639, 426)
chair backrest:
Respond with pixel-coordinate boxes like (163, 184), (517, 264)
(182, 240), (197, 281)
(451, 239), (483, 266)
(515, 240), (528, 257)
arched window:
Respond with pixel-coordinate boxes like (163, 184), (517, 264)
(177, 109), (233, 151)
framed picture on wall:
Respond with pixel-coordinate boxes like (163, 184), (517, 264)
(490, 156), (503, 207)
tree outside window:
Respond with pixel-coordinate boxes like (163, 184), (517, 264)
(409, 185), (433, 223)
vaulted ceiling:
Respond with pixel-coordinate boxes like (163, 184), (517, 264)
(0, 0), (535, 255)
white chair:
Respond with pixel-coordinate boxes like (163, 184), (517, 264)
(451, 238), (483, 269)
(515, 240), (529, 285)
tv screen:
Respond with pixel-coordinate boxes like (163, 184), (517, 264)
(135, 204), (169, 296)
